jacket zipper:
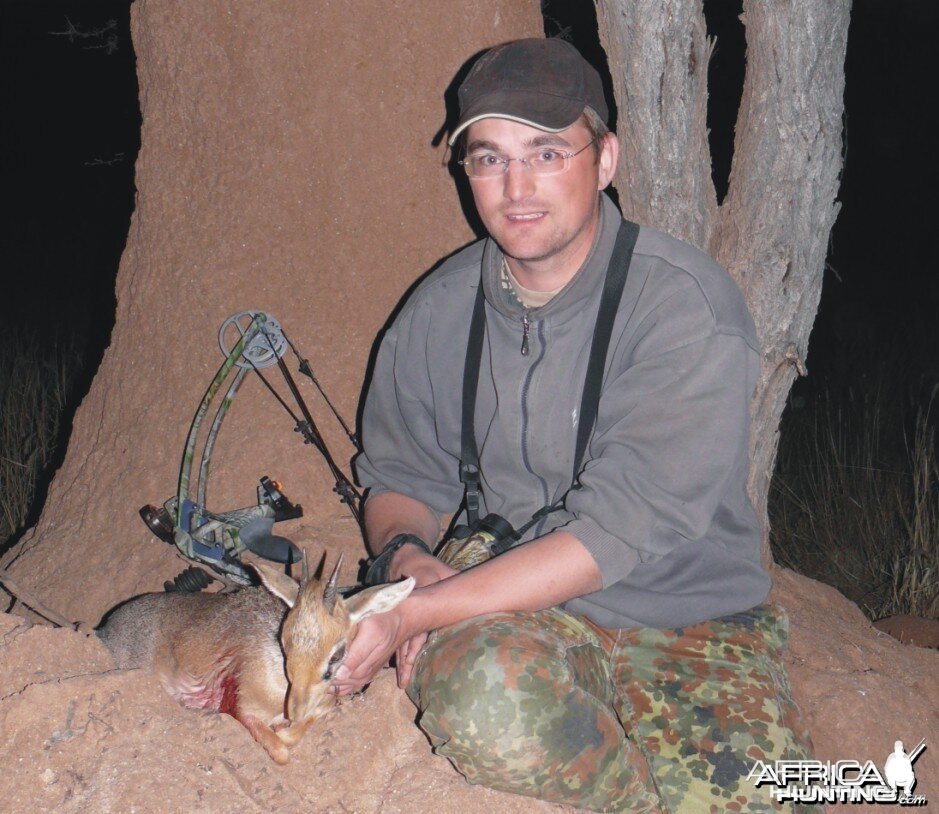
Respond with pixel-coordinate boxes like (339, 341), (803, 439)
(519, 319), (551, 539)
(520, 311), (531, 356)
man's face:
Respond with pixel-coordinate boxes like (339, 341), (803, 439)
(463, 116), (618, 285)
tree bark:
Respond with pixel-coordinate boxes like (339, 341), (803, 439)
(597, 0), (851, 564)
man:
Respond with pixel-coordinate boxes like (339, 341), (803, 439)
(333, 38), (812, 812)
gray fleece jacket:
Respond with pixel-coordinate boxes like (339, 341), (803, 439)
(357, 194), (770, 629)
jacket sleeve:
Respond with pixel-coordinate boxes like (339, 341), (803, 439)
(356, 303), (465, 518)
(561, 287), (759, 588)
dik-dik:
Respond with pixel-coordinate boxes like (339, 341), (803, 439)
(97, 557), (414, 764)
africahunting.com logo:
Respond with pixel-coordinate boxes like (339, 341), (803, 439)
(748, 739), (927, 806)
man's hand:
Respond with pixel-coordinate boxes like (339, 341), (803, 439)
(389, 546), (457, 687)
(350, 493), (458, 693)
(332, 547), (458, 696)
(331, 601), (415, 695)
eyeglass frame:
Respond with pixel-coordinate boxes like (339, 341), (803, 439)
(457, 136), (600, 179)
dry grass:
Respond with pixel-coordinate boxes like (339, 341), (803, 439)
(770, 380), (938, 621)
(0, 329), (83, 551)
(889, 401), (939, 618)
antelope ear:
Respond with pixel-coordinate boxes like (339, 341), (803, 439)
(251, 562), (301, 607)
(344, 577), (416, 624)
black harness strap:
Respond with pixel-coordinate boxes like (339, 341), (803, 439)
(572, 219), (640, 484)
(459, 285), (487, 525)
(459, 219), (640, 536)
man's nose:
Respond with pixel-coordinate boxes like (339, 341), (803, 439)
(503, 159), (536, 201)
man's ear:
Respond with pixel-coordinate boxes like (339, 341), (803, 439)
(344, 577), (416, 624)
(597, 132), (619, 190)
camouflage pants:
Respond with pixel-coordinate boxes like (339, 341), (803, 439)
(407, 604), (814, 813)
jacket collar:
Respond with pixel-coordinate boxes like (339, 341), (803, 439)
(481, 192), (623, 324)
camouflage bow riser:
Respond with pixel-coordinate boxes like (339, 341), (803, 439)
(174, 314), (269, 584)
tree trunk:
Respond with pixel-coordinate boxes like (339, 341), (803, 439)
(597, 0), (851, 564)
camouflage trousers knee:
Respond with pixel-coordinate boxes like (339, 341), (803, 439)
(407, 604), (814, 813)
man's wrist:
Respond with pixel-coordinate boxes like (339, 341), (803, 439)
(396, 586), (430, 642)
(388, 541), (437, 582)
(365, 533), (432, 585)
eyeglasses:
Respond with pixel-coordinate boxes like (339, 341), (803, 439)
(458, 138), (598, 179)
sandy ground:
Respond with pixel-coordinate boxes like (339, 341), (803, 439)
(1, 564), (935, 813)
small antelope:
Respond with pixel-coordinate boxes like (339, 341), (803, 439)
(96, 556), (414, 764)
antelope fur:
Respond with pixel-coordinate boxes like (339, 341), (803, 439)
(96, 559), (414, 764)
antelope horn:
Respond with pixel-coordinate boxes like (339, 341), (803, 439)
(300, 547), (309, 586)
(323, 552), (343, 613)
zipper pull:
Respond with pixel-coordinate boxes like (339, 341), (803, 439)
(520, 312), (531, 356)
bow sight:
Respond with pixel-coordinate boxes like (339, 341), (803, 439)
(140, 311), (362, 587)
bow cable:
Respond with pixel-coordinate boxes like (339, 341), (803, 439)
(257, 328), (363, 527)
(282, 331), (358, 447)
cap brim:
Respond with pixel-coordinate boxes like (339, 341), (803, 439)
(448, 89), (585, 146)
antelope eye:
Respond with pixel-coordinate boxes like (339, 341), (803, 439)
(323, 643), (347, 680)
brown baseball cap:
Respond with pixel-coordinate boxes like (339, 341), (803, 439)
(448, 38), (608, 146)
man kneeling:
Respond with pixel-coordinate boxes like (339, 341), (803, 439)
(334, 37), (813, 813)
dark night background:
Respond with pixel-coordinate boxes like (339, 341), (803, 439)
(2, 1), (936, 549)
(4, 2), (138, 354)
